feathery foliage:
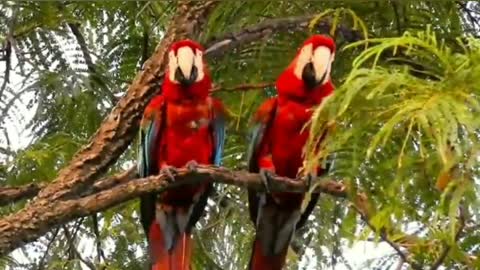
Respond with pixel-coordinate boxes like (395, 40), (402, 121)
(1, 0), (480, 269)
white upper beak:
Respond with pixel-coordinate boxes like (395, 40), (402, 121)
(294, 44), (334, 85)
(176, 46), (195, 78)
(312, 46), (332, 82)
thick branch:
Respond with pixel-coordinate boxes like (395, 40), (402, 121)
(0, 167), (136, 207)
(0, 0), (219, 254)
(205, 14), (363, 58)
(0, 182), (44, 206)
(34, 0), (218, 202)
(0, 165), (424, 259)
(0, 166), (346, 255)
(0, 12), (366, 254)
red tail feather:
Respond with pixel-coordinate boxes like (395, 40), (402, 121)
(149, 223), (192, 270)
(249, 239), (288, 270)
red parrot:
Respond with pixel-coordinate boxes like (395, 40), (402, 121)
(138, 40), (226, 270)
(247, 35), (336, 270)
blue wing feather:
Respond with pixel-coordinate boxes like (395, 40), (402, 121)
(138, 119), (161, 178)
(247, 123), (266, 172)
(138, 97), (164, 235)
(211, 104), (226, 166)
(246, 98), (278, 172)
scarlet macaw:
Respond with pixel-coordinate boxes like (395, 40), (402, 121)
(138, 40), (226, 270)
(247, 35), (336, 270)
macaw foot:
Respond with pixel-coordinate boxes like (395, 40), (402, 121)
(185, 160), (199, 172)
(259, 169), (275, 194)
(160, 166), (178, 183)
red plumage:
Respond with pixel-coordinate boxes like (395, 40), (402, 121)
(248, 35), (336, 270)
(139, 39), (226, 270)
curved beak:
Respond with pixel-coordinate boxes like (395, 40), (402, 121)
(302, 46), (332, 90)
(174, 47), (198, 86)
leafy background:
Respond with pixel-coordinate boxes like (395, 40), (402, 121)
(1, 0), (479, 269)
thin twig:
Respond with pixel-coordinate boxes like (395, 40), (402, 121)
(91, 214), (106, 265)
(430, 206), (467, 270)
(63, 225), (96, 270)
(211, 82), (275, 92)
(351, 200), (423, 270)
(37, 228), (60, 270)
(456, 1), (480, 31)
(0, 39), (11, 99)
(67, 22), (116, 105)
(140, 25), (149, 68)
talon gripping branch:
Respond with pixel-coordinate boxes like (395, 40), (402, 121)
(247, 35), (336, 270)
(138, 40), (226, 270)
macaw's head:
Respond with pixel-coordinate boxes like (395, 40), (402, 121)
(163, 39), (212, 101)
(276, 35), (336, 103)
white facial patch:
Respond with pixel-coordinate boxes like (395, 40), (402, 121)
(312, 46), (332, 85)
(168, 47), (205, 84)
(294, 44), (313, 79)
(193, 49), (205, 82)
(168, 51), (179, 83)
(294, 44), (333, 85)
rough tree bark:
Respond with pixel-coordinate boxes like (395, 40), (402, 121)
(205, 14), (363, 58)
(0, 166), (349, 255)
(0, 12), (365, 255)
(0, 0), (219, 255)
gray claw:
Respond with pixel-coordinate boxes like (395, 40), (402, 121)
(160, 166), (177, 183)
(185, 160), (199, 172)
(260, 169), (274, 194)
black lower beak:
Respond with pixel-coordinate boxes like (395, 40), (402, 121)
(175, 66), (198, 87)
(302, 62), (325, 90)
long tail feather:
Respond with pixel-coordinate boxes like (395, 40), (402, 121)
(149, 223), (192, 270)
(248, 238), (288, 270)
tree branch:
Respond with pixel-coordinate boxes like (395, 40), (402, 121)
(0, 11), (367, 255)
(0, 165), (346, 255)
(205, 14), (364, 58)
(0, 0), (220, 254)
(0, 164), (425, 260)
(351, 196), (423, 270)
(37, 228), (60, 270)
(0, 182), (44, 206)
(0, 39), (11, 99)
(430, 206), (466, 270)
(0, 167), (136, 207)
(66, 21), (117, 105)
(211, 82), (274, 92)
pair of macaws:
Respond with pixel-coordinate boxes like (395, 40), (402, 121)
(137, 35), (336, 270)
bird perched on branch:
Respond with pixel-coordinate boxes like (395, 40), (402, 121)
(138, 39), (226, 270)
(247, 35), (336, 270)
